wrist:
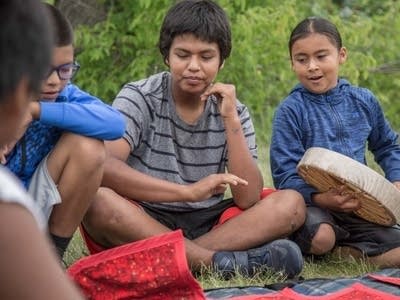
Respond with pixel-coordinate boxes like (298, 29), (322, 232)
(179, 184), (194, 202)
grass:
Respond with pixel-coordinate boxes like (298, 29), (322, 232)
(63, 144), (379, 287)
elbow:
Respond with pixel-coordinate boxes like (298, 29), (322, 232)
(108, 116), (126, 140)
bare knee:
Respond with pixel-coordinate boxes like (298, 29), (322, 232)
(261, 189), (306, 234)
(271, 190), (306, 230)
(66, 134), (106, 169)
(84, 187), (116, 229)
(310, 223), (336, 255)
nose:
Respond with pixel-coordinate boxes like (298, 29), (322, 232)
(308, 58), (319, 71)
(188, 57), (200, 71)
(46, 69), (61, 85)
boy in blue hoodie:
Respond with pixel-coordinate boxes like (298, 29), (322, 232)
(1, 3), (125, 260)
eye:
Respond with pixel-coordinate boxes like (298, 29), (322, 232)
(176, 52), (189, 58)
(295, 57), (307, 64)
(202, 55), (213, 61)
(59, 66), (72, 75)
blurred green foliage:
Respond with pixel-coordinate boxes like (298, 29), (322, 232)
(73, 0), (400, 147)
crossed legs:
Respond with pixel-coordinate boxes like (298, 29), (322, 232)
(83, 188), (306, 269)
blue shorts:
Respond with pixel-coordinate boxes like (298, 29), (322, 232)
(292, 206), (400, 256)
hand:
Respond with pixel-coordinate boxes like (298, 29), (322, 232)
(185, 173), (248, 202)
(312, 185), (361, 213)
(393, 181), (400, 191)
(0, 142), (17, 164)
(200, 82), (238, 120)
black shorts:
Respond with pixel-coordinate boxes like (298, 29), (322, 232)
(141, 199), (235, 240)
(292, 206), (400, 256)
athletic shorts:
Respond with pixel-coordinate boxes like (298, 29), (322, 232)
(81, 188), (277, 255)
(292, 206), (400, 256)
(28, 154), (61, 221)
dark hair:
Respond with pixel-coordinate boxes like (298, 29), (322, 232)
(43, 3), (73, 47)
(288, 17), (342, 58)
(158, 0), (231, 66)
(0, 0), (52, 101)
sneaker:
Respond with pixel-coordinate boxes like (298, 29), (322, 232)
(212, 239), (303, 279)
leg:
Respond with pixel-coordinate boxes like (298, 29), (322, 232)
(193, 189), (306, 251)
(82, 187), (215, 268)
(368, 247), (400, 267)
(333, 213), (400, 268)
(83, 188), (305, 278)
(292, 206), (338, 255)
(310, 224), (336, 255)
(47, 133), (105, 254)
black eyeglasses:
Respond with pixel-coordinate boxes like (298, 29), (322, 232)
(47, 62), (80, 80)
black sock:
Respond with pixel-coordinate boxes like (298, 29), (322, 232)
(50, 233), (72, 260)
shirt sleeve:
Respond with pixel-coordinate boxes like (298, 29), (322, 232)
(367, 92), (400, 182)
(270, 101), (317, 205)
(238, 102), (258, 160)
(0, 166), (46, 230)
(112, 83), (151, 151)
(39, 83), (125, 140)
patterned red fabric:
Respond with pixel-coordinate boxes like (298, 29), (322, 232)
(368, 274), (400, 286)
(68, 230), (205, 300)
(229, 283), (400, 300)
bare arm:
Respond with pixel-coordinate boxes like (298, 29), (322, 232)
(102, 138), (247, 203)
(0, 202), (84, 300)
(201, 83), (263, 208)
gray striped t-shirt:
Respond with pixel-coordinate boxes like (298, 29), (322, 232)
(113, 71), (258, 211)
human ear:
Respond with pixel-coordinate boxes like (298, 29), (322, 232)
(339, 47), (347, 64)
(219, 60), (225, 70)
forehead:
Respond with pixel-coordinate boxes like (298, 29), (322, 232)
(52, 45), (74, 65)
(170, 33), (219, 53)
(291, 33), (337, 55)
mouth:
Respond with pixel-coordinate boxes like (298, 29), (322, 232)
(183, 76), (203, 85)
(308, 75), (323, 82)
(41, 91), (59, 100)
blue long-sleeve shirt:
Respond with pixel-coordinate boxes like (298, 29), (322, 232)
(270, 79), (400, 205)
(5, 83), (125, 187)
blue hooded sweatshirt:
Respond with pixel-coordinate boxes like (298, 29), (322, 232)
(270, 79), (400, 205)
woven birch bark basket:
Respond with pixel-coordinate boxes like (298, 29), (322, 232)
(297, 147), (400, 226)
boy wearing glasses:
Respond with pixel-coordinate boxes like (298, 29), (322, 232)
(1, 3), (125, 261)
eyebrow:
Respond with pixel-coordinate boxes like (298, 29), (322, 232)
(174, 47), (218, 54)
(293, 49), (330, 57)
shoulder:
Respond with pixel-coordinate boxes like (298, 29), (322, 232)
(342, 80), (379, 108)
(121, 72), (169, 97)
(276, 86), (306, 115)
(58, 83), (100, 103)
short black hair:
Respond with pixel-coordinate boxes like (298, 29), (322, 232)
(43, 3), (74, 47)
(289, 17), (342, 58)
(0, 0), (53, 101)
(159, 0), (231, 66)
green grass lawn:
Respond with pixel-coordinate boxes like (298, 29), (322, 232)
(63, 145), (380, 287)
